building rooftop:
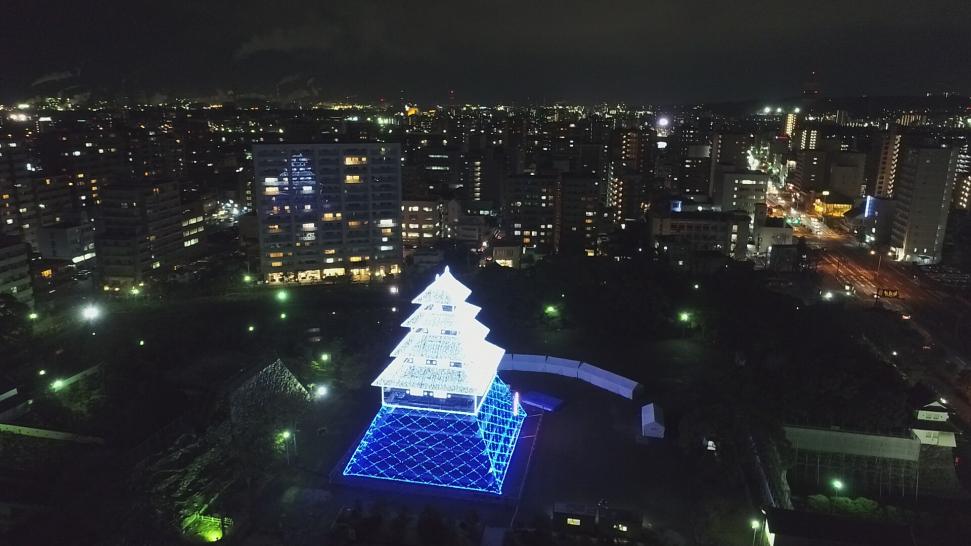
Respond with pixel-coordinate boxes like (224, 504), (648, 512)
(766, 508), (915, 546)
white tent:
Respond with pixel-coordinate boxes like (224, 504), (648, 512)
(641, 403), (665, 439)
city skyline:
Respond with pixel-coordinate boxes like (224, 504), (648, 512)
(5, 0), (971, 104)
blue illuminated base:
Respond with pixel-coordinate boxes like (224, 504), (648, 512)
(343, 377), (526, 494)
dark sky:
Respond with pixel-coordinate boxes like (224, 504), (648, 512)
(5, 0), (971, 104)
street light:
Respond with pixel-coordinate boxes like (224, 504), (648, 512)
(81, 304), (101, 321)
(279, 312), (287, 319)
(314, 385), (328, 399)
(28, 312), (38, 320)
(247, 325), (255, 332)
(51, 379), (65, 391)
(750, 519), (761, 546)
(243, 274), (253, 283)
(679, 312), (691, 322)
(831, 479), (844, 495)
(320, 353), (330, 362)
(275, 290), (288, 302)
(38, 369), (46, 376)
(389, 285), (399, 295)
(544, 305), (558, 317)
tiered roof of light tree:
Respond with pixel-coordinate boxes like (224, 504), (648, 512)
(371, 267), (504, 397)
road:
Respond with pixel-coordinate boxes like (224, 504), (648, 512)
(787, 208), (971, 423)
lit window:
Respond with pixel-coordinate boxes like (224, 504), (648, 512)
(345, 175), (362, 184)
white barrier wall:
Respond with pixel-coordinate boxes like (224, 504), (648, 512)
(499, 354), (641, 399)
(0, 423), (104, 445)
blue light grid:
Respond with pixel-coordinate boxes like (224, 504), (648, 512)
(343, 377), (525, 494)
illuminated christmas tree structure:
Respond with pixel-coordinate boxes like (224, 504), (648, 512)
(343, 267), (525, 494)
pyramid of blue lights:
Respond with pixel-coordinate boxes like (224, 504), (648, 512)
(343, 267), (526, 494)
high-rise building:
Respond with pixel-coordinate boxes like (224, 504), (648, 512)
(554, 174), (598, 256)
(401, 200), (441, 249)
(0, 236), (33, 306)
(950, 142), (970, 210)
(890, 146), (959, 264)
(714, 171), (770, 218)
(828, 152), (867, 199)
(95, 180), (184, 287)
(502, 173), (557, 250)
(782, 113), (798, 137)
(253, 143), (402, 284)
(872, 130), (901, 198)
(709, 132), (754, 195)
(793, 150), (828, 191)
(795, 127), (819, 151)
(672, 125), (711, 195)
(604, 129), (654, 225)
(649, 209), (750, 261)
(0, 137), (31, 241)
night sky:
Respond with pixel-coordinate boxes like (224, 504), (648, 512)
(5, 0), (971, 104)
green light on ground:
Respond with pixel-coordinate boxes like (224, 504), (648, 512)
(275, 290), (288, 302)
(203, 529), (223, 542)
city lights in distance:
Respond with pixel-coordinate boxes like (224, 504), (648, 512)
(81, 304), (101, 321)
(657, 116), (670, 127)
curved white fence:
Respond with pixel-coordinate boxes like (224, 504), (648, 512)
(498, 353), (641, 399)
